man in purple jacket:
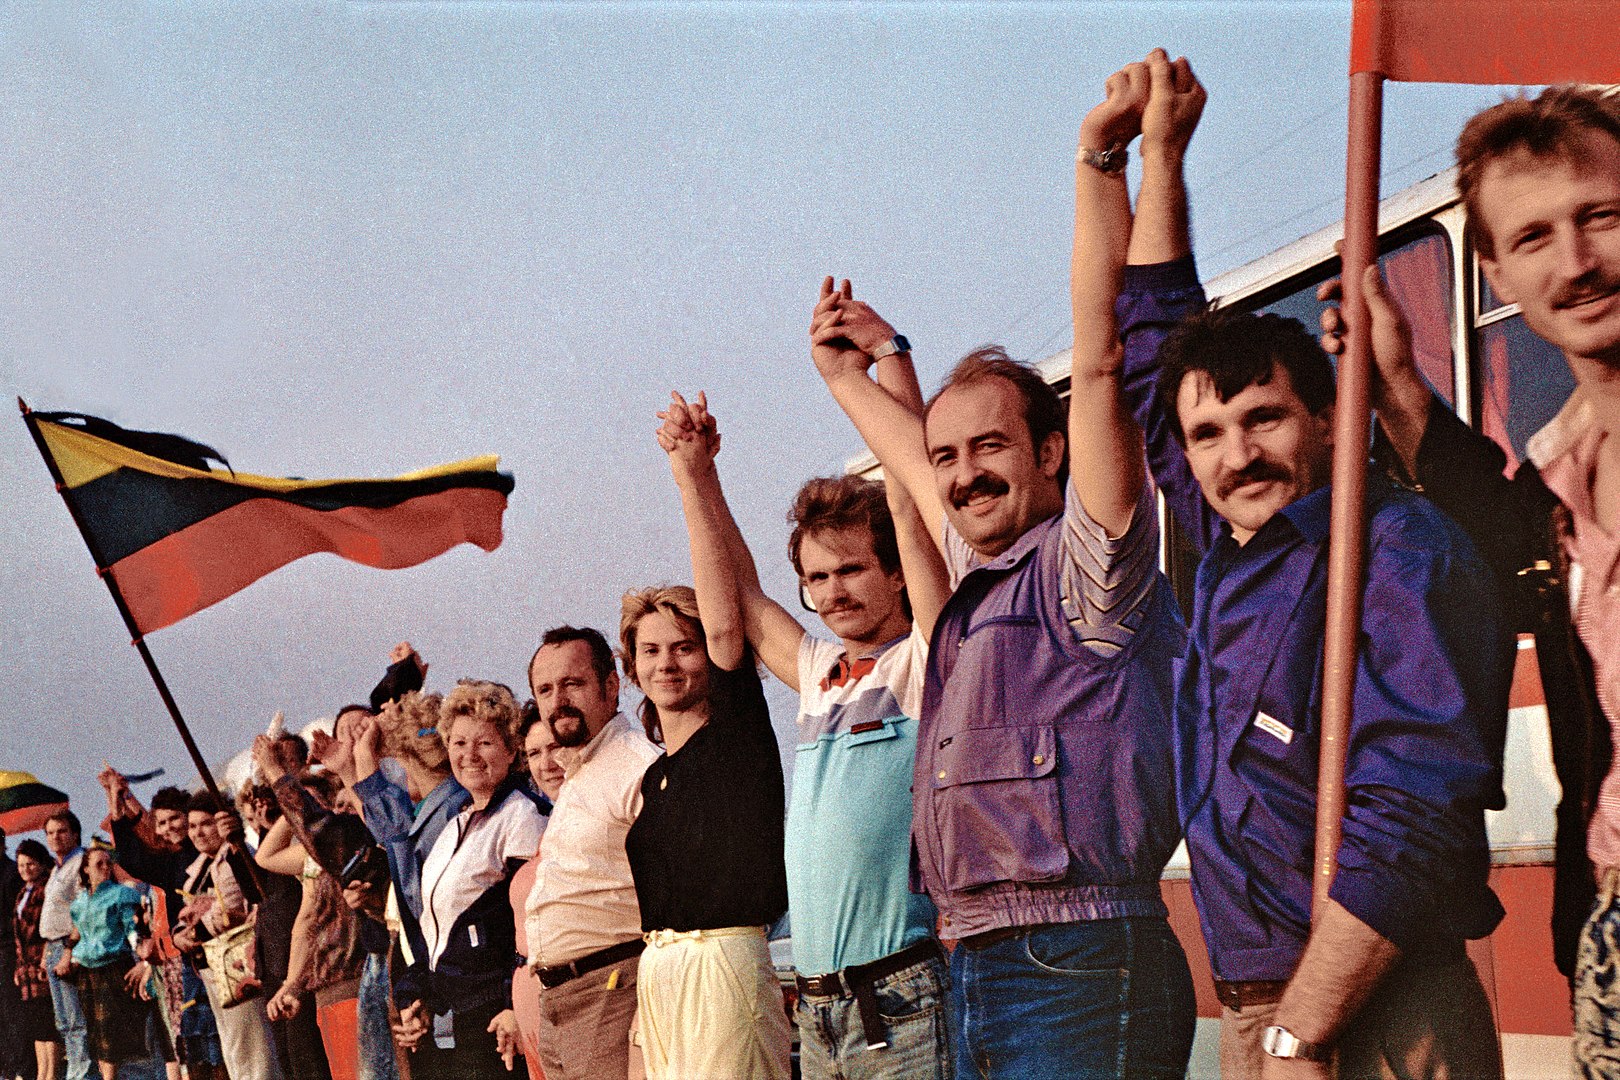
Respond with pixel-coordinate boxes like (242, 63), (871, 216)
(813, 57), (1198, 1080)
(1107, 51), (1511, 1080)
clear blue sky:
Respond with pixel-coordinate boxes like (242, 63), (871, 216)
(1, 1), (1516, 830)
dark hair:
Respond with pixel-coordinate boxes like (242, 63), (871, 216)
(186, 791), (228, 816)
(787, 476), (902, 578)
(15, 839), (50, 866)
(241, 783), (281, 824)
(925, 346), (1069, 486)
(1456, 87), (1620, 259)
(151, 786), (191, 814)
(45, 810), (81, 841)
(1155, 309), (1336, 442)
(78, 846), (117, 890)
(530, 626), (617, 689)
(276, 732), (311, 769)
(518, 698), (544, 740)
(334, 703), (374, 723)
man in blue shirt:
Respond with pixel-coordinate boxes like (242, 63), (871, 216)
(1106, 50), (1510, 1080)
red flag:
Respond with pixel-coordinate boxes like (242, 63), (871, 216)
(1351, 0), (1620, 84)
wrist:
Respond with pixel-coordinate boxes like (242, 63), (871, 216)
(1138, 142), (1187, 171)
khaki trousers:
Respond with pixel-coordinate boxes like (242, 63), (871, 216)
(1218, 952), (1501, 1079)
(636, 927), (791, 1080)
(534, 953), (644, 1080)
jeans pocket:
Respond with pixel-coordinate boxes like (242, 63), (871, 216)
(1022, 923), (1128, 978)
(874, 961), (947, 1023)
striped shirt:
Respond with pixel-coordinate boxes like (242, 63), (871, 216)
(944, 480), (1161, 657)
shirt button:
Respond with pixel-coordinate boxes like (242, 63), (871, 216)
(1032, 755), (1045, 765)
(937, 771), (947, 780)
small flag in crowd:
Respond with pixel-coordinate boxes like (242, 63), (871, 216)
(28, 410), (515, 634)
(1351, 0), (1620, 85)
(0, 771), (71, 834)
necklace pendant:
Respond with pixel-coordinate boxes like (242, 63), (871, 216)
(659, 776), (668, 791)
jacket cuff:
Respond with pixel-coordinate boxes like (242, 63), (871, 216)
(1121, 255), (1200, 294)
(1328, 868), (1424, 951)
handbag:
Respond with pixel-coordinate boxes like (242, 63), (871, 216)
(200, 905), (261, 1007)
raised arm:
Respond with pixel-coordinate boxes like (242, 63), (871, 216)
(1070, 57), (1150, 536)
(658, 391), (757, 673)
(809, 280), (947, 553)
(1127, 51), (1201, 268)
(658, 394), (808, 688)
(882, 474), (950, 640)
(1117, 51), (1218, 553)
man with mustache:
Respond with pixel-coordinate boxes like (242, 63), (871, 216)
(808, 60), (1200, 1077)
(1113, 52), (1509, 1079)
(1320, 86), (1620, 1074)
(523, 626), (660, 1080)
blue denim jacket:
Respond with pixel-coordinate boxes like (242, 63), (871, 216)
(1118, 256), (1510, 981)
(914, 510), (1187, 939)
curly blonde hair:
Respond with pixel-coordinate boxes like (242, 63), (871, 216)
(376, 691), (448, 774)
(619, 585), (708, 744)
(438, 679), (523, 752)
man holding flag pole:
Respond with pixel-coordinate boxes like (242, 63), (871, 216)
(1084, 48), (1512, 1077)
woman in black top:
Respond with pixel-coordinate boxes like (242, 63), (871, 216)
(620, 584), (790, 1080)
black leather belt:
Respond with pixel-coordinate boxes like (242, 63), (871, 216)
(796, 939), (943, 1050)
(535, 938), (643, 990)
(1213, 979), (1288, 1009)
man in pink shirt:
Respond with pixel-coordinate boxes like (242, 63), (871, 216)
(1324, 85), (1620, 1075)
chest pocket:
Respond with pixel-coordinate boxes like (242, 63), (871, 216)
(930, 724), (1067, 893)
(949, 614), (1044, 722)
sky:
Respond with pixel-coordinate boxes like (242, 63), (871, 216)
(1, 1), (1519, 832)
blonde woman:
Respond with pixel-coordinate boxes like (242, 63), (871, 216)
(391, 680), (545, 1079)
(620, 583), (790, 1080)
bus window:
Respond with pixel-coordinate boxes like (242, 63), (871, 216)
(1248, 230), (1456, 408)
(1475, 311), (1575, 473)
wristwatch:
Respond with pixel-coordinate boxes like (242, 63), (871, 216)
(1261, 1025), (1332, 1062)
(871, 335), (911, 361)
(1079, 143), (1128, 174)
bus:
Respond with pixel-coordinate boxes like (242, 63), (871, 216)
(853, 163), (1576, 1077)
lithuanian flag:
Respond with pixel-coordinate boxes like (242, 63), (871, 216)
(27, 410), (515, 634)
(0, 771), (70, 834)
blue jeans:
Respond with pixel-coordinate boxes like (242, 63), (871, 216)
(358, 951), (401, 1080)
(950, 918), (1194, 1080)
(45, 939), (92, 1080)
(797, 955), (953, 1080)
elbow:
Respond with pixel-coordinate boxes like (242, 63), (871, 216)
(706, 628), (747, 672)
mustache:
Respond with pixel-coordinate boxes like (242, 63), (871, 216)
(1218, 458), (1293, 500)
(547, 707), (590, 747)
(949, 474), (1010, 510)
(1550, 269), (1620, 310)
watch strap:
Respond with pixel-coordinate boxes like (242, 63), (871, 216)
(1078, 143), (1128, 174)
(1261, 1025), (1332, 1063)
(871, 334), (911, 361)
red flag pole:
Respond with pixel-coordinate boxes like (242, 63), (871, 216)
(1314, 69), (1384, 914)
(18, 397), (228, 803)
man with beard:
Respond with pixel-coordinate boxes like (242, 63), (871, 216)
(522, 626), (661, 1080)
(1319, 85), (1620, 1075)
(1113, 51), (1509, 1079)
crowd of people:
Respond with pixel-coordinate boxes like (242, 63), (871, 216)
(2, 54), (1618, 1080)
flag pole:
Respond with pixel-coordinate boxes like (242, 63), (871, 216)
(18, 397), (228, 803)
(1314, 69), (1384, 913)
